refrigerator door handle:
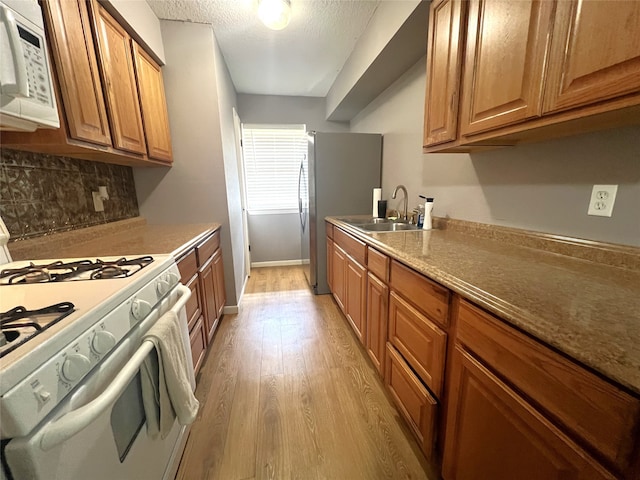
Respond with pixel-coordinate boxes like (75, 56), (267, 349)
(298, 159), (306, 231)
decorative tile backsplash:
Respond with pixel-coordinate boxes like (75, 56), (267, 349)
(0, 149), (139, 241)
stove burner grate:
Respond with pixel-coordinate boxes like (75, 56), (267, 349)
(0, 302), (75, 357)
(0, 256), (154, 284)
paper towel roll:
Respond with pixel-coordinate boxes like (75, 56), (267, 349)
(372, 188), (382, 217)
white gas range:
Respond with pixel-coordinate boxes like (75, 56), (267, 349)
(0, 220), (194, 480)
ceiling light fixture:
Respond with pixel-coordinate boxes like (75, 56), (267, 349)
(257, 0), (291, 30)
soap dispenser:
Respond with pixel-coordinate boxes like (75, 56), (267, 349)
(419, 195), (434, 230)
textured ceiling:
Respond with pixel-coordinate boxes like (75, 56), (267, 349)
(147, 0), (380, 97)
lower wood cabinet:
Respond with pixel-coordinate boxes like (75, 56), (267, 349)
(332, 229), (367, 345)
(326, 238), (334, 292)
(442, 346), (615, 480)
(345, 256), (366, 344)
(325, 222), (640, 479)
(212, 248), (226, 321)
(386, 343), (438, 461)
(454, 298), (640, 478)
(331, 244), (347, 312)
(177, 228), (226, 379)
(388, 291), (447, 398)
(199, 257), (218, 342)
(366, 272), (388, 376)
(189, 317), (206, 373)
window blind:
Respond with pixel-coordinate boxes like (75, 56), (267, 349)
(242, 125), (307, 213)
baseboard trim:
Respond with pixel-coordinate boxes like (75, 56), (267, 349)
(223, 305), (239, 314)
(251, 259), (305, 267)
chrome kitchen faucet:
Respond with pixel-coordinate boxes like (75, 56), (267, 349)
(392, 185), (409, 221)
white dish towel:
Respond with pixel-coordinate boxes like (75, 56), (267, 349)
(141, 310), (199, 439)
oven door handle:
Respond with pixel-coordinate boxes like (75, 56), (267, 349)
(38, 284), (191, 451)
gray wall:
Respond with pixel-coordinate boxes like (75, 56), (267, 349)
(133, 21), (244, 306)
(237, 94), (350, 132)
(213, 31), (246, 303)
(247, 213), (302, 264)
(351, 57), (640, 247)
(237, 95), (350, 263)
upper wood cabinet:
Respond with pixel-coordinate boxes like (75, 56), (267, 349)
(42, 0), (111, 146)
(2, 0), (172, 167)
(459, 0), (554, 135)
(424, 0), (640, 152)
(132, 43), (173, 163)
(543, 0), (640, 114)
(423, 0), (465, 146)
(92, 3), (146, 155)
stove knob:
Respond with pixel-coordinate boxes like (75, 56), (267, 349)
(131, 298), (151, 321)
(61, 353), (91, 383)
(156, 279), (171, 296)
(165, 272), (179, 284)
(91, 330), (116, 355)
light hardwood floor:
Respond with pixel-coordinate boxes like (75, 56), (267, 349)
(177, 266), (436, 480)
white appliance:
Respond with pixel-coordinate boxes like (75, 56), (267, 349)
(0, 0), (59, 131)
(0, 218), (195, 480)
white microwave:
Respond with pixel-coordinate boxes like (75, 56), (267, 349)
(0, 0), (59, 132)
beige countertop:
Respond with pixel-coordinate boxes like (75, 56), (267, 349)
(328, 216), (640, 396)
(8, 218), (221, 261)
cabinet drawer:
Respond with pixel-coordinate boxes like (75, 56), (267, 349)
(326, 222), (334, 239)
(389, 291), (447, 398)
(196, 230), (220, 266)
(177, 249), (197, 284)
(185, 275), (202, 332)
(390, 260), (449, 327)
(189, 316), (207, 375)
(334, 228), (366, 265)
(457, 299), (640, 474)
(386, 343), (438, 460)
(367, 247), (389, 282)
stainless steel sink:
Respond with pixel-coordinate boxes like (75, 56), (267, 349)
(340, 217), (390, 225)
(357, 222), (419, 232)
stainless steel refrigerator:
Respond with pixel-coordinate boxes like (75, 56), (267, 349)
(298, 132), (382, 294)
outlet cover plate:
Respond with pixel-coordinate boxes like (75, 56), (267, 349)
(587, 185), (618, 217)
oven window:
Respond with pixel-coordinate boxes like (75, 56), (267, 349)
(111, 372), (145, 462)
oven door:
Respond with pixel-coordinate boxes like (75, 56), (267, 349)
(3, 285), (193, 480)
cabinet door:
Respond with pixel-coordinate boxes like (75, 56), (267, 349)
(199, 259), (217, 342)
(189, 316), (207, 375)
(132, 42), (173, 163)
(91, 2), (146, 154)
(332, 245), (347, 312)
(366, 272), (388, 376)
(345, 258), (366, 344)
(212, 248), (226, 321)
(42, 0), (111, 146)
(459, 0), (553, 135)
(543, 1), (640, 114)
(326, 237), (334, 292)
(423, 0), (465, 147)
(184, 274), (203, 332)
(442, 347), (615, 480)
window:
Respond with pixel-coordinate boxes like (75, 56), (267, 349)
(242, 124), (307, 214)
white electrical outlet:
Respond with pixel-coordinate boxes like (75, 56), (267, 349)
(587, 185), (618, 217)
